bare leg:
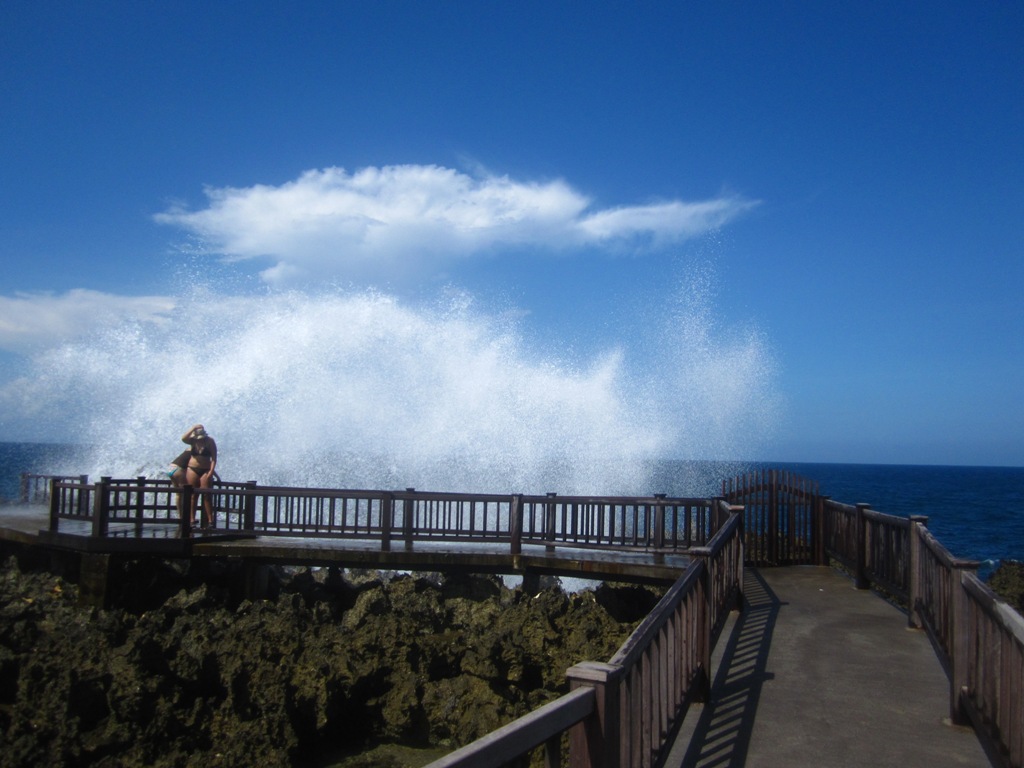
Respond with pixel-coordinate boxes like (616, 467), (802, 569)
(185, 468), (202, 524)
(169, 469), (186, 525)
(199, 473), (215, 527)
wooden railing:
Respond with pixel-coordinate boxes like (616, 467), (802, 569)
(23, 469), (1024, 766)
(723, 469), (1023, 767)
(46, 475), (194, 537)
(428, 504), (744, 768)
(722, 468), (820, 565)
(33, 474), (723, 556)
(20, 473), (85, 504)
(821, 500), (919, 600)
(20, 472), (740, 768)
(518, 493), (717, 553)
(961, 572), (1024, 768)
(822, 497), (1022, 767)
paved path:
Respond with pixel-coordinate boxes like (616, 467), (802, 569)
(667, 567), (991, 768)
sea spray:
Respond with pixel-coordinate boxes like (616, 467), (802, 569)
(2, 277), (778, 495)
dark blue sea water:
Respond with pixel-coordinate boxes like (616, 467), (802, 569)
(647, 459), (1024, 570)
(0, 442), (89, 503)
(2, 443), (1020, 569)
(771, 462), (1024, 569)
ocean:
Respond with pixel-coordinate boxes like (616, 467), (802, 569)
(769, 461), (1024, 570)
(2, 443), (1021, 570)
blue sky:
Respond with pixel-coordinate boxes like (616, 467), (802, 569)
(1, 2), (1022, 468)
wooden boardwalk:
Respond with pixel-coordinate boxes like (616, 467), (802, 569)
(0, 500), (998, 767)
(668, 567), (990, 767)
(0, 503), (691, 583)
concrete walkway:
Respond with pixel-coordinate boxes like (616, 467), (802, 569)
(667, 567), (991, 768)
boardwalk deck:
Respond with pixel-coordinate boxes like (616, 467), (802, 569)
(668, 567), (990, 767)
(0, 504), (691, 583)
(0, 500), (996, 766)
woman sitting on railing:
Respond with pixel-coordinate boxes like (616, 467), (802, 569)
(182, 424), (218, 528)
(166, 450), (190, 487)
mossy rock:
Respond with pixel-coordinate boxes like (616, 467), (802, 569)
(0, 556), (652, 766)
(987, 560), (1024, 613)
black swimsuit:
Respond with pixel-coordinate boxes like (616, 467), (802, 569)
(189, 441), (215, 477)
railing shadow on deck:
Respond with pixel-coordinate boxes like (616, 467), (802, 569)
(674, 569), (781, 768)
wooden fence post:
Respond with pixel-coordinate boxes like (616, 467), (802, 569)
(510, 494), (524, 556)
(545, 493), (557, 552)
(768, 469), (778, 565)
(178, 485), (193, 538)
(77, 475), (89, 517)
(652, 494), (666, 554)
(403, 488), (415, 549)
(244, 481), (257, 531)
(381, 493), (393, 552)
(813, 494), (827, 565)
(854, 503), (870, 589)
(689, 546), (713, 702)
(786, 472), (797, 563)
(20, 473), (29, 504)
(907, 516), (928, 629)
(92, 477), (111, 537)
(48, 478), (60, 531)
(730, 504), (745, 610)
(949, 559), (980, 725)
(134, 476), (146, 535)
(567, 661), (621, 768)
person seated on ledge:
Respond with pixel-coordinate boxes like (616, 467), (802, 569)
(166, 449), (191, 487)
(182, 424), (218, 528)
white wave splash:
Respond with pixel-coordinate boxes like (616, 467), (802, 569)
(4, 279), (779, 495)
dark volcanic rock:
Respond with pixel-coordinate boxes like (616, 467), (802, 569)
(0, 555), (659, 767)
(988, 560), (1024, 613)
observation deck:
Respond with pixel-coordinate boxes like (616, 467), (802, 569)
(2, 470), (1020, 767)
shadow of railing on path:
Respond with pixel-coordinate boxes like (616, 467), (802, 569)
(677, 569), (782, 768)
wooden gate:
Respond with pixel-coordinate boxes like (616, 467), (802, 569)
(722, 468), (824, 566)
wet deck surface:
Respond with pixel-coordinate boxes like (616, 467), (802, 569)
(667, 567), (990, 767)
(0, 504), (691, 582)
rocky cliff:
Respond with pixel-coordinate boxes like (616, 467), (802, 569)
(0, 553), (661, 767)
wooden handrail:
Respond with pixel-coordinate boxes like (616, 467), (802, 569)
(610, 565), (703, 672)
(427, 686), (595, 768)
(427, 509), (746, 768)
(20, 472), (83, 504)
(958, 571), (1024, 767)
(43, 477), (727, 559)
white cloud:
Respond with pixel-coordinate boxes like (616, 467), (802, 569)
(578, 199), (756, 242)
(155, 164), (757, 284)
(0, 289), (175, 353)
